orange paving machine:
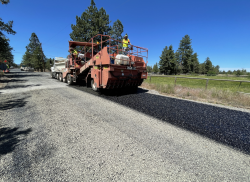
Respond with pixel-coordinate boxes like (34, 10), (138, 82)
(52, 34), (148, 92)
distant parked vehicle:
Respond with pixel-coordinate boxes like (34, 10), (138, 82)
(20, 65), (26, 71)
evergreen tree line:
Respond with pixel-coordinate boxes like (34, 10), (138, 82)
(147, 35), (220, 76)
(0, 0), (17, 67)
(219, 69), (250, 76)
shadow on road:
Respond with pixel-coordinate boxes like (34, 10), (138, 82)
(0, 127), (32, 157)
(0, 96), (30, 110)
(70, 85), (250, 155)
(4, 84), (41, 89)
(1, 79), (28, 83)
(5, 74), (42, 79)
(0, 79), (27, 84)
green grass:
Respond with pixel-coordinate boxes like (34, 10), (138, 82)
(145, 75), (250, 93)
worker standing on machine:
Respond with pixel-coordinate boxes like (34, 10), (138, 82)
(122, 34), (130, 55)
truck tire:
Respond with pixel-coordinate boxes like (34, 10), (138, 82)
(67, 74), (73, 85)
(91, 79), (99, 92)
(63, 77), (67, 83)
(56, 73), (59, 80)
(59, 73), (63, 82)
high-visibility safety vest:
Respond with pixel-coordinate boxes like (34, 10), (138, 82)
(123, 39), (130, 47)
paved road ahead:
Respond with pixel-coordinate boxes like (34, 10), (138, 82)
(0, 70), (250, 181)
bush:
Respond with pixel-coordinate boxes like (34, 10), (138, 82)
(207, 70), (217, 76)
(190, 72), (199, 76)
(235, 70), (242, 77)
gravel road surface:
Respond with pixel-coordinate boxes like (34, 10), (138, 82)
(0, 69), (250, 181)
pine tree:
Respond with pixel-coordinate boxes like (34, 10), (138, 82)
(159, 46), (168, 74)
(152, 63), (159, 73)
(199, 63), (205, 74)
(175, 51), (182, 74)
(190, 53), (199, 73)
(45, 58), (53, 70)
(204, 57), (212, 74)
(0, 0), (16, 39)
(214, 65), (220, 74)
(70, 0), (111, 44)
(32, 47), (43, 71)
(159, 45), (176, 75)
(110, 19), (123, 41)
(176, 35), (193, 73)
(110, 19), (124, 53)
(22, 33), (45, 71)
(0, 1), (16, 66)
(1, 0), (10, 4)
(0, 37), (14, 66)
(146, 65), (152, 73)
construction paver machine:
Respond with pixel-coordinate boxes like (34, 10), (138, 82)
(58, 34), (148, 92)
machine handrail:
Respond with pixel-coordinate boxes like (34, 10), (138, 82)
(83, 34), (148, 60)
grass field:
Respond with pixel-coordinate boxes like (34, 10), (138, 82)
(145, 75), (250, 93)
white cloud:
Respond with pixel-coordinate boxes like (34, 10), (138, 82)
(220, 68), (250, 72)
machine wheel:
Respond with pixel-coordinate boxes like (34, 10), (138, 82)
(63, 77), (67, 83)
(91, 79), (99, 92)
(56, 73), (59, 80)
(59, 73), (63, 82)
(67, 74), (73, 85)
(50, 72), (54, 78)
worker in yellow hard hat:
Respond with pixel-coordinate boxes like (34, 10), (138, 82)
(70, 47), (78, 58)
(122, 34), (130, 55)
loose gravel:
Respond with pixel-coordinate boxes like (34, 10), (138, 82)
(0, 70), (250, 181)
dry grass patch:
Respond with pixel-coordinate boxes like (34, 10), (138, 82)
(141, 82), (250, 109)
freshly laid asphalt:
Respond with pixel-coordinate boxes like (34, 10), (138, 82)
(0, 69), (250, 181)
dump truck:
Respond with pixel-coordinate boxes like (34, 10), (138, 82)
(51, 34), (148, 92)
(51, 57), (68, 80)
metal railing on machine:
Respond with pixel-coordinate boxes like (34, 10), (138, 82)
(83, 34), (148, 64)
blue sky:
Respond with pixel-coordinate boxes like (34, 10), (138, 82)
(1, 0), (250, 71)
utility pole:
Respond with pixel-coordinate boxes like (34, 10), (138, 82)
(40, 43), (45, 72)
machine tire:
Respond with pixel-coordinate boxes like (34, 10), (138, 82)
(59, 73), (63, 82)
(67, 74), (73, 85)
(91, 79), (99, 92)
(63, 77), (67, 83)
(56, 73), (59, 80)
